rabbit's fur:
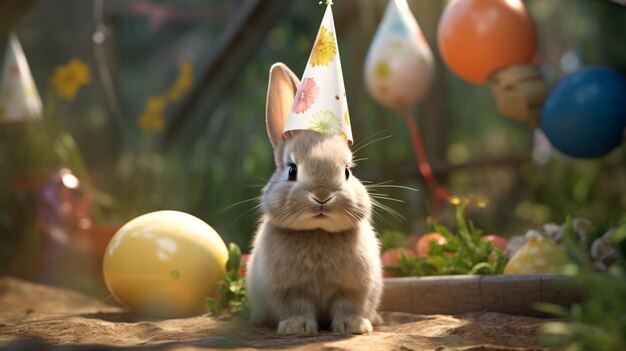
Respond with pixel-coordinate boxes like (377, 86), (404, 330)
(245, 63), (383, 335)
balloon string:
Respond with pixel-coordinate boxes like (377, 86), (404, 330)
(398, 108), (449, 218)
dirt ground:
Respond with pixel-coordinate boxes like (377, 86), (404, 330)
(0, 277), (550, 350)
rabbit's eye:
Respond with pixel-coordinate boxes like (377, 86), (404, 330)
(288, 163), (297, 181)
(345, 167), (350, 180)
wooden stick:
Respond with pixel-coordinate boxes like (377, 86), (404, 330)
(398, 108), (449, 217)
(160, 0), (291, 150)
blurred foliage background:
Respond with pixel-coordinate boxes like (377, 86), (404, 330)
(0, 0), (625, 296)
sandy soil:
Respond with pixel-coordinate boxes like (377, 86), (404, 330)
(0, 277), (549, 350)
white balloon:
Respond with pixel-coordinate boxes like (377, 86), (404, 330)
(364, 0), (435, 108)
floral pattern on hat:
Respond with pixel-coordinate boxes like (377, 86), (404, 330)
(310, 26), (337, 67)
(308, 110), (341, 133)
(282, 5), (353, 145)
(293, 77), (319, 114)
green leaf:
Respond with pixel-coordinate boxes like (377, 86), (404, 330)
(226, 243), (241, 272)
(384, 206), (508, 277)
(608, 223), (626, 246)
(379, 230), (406, 252)
(205, 297), (221, 315)
(205, 242), (249, 318)
(539, 322), (574, 347)
(383, 266), (405, 276)
(469, 262), (492, 275)
(417, 260), (438, 275)
(534, 303), (570, 317)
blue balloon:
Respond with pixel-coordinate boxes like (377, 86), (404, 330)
(540, 67), (626, 158)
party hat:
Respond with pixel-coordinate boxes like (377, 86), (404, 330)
(282, 3), (353, 145)
(364, 0), (435, 108)
(0, 32), (43, 123)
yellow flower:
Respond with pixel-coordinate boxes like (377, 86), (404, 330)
(448, 194), (489, 208)
(375, 60), (391, 79)
(51, 58), (91, 100)
(473, 195), (489, 208)
(343, 111), (350, 126)
(138, 96), (167, 132)
(167, 60), (194, 102)
(310, 26), (336, 67)
(448, 195), (462, 206)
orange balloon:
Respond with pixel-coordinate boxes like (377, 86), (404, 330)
(437, 0), (537, 84)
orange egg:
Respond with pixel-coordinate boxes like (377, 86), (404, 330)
(482, 235), (509, 250)
(415, 233), (448, 257)
(381, 247), (415, 277)
(437, 0), (537, 84)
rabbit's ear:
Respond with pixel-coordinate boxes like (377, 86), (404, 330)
(266, 63), (300, 152)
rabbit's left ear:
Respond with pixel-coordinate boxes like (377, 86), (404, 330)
(266, 63), (300, 153)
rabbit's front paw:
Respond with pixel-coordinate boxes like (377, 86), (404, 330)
(277, 316), (318, 336)
(332, 315), (373, 334)
(370, 311), (384, 326)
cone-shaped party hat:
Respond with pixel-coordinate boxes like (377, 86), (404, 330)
(0, 32), (43, 123)
(364, 0), (435, 108)
(283, 3), (353, 145)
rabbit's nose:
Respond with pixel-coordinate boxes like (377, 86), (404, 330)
(312, 196), (333, 204)
(311, 188), (334, 204)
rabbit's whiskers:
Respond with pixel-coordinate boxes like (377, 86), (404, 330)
(220, 195), (263, 213)
(364, 180), (418, 192)
(231, 202), (263, 223)
(351, 134), (393, 155)
(371, 199), (404, 221)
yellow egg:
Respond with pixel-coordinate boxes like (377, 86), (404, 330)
(103, 210), (228, 318)
(504, 231), (569, 275)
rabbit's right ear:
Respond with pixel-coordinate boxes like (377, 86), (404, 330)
(266, 63), (300, 154)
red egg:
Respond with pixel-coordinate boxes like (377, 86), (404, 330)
(381, 248), (415, 277)
(437, 0), (537, 84)
(482, 235), (509, 250)
(415, 233), (448, 257)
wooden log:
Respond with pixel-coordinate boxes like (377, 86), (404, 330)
(380, 275), (578, 317)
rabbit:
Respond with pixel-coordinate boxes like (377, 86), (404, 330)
(245, 63), (383, 336)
